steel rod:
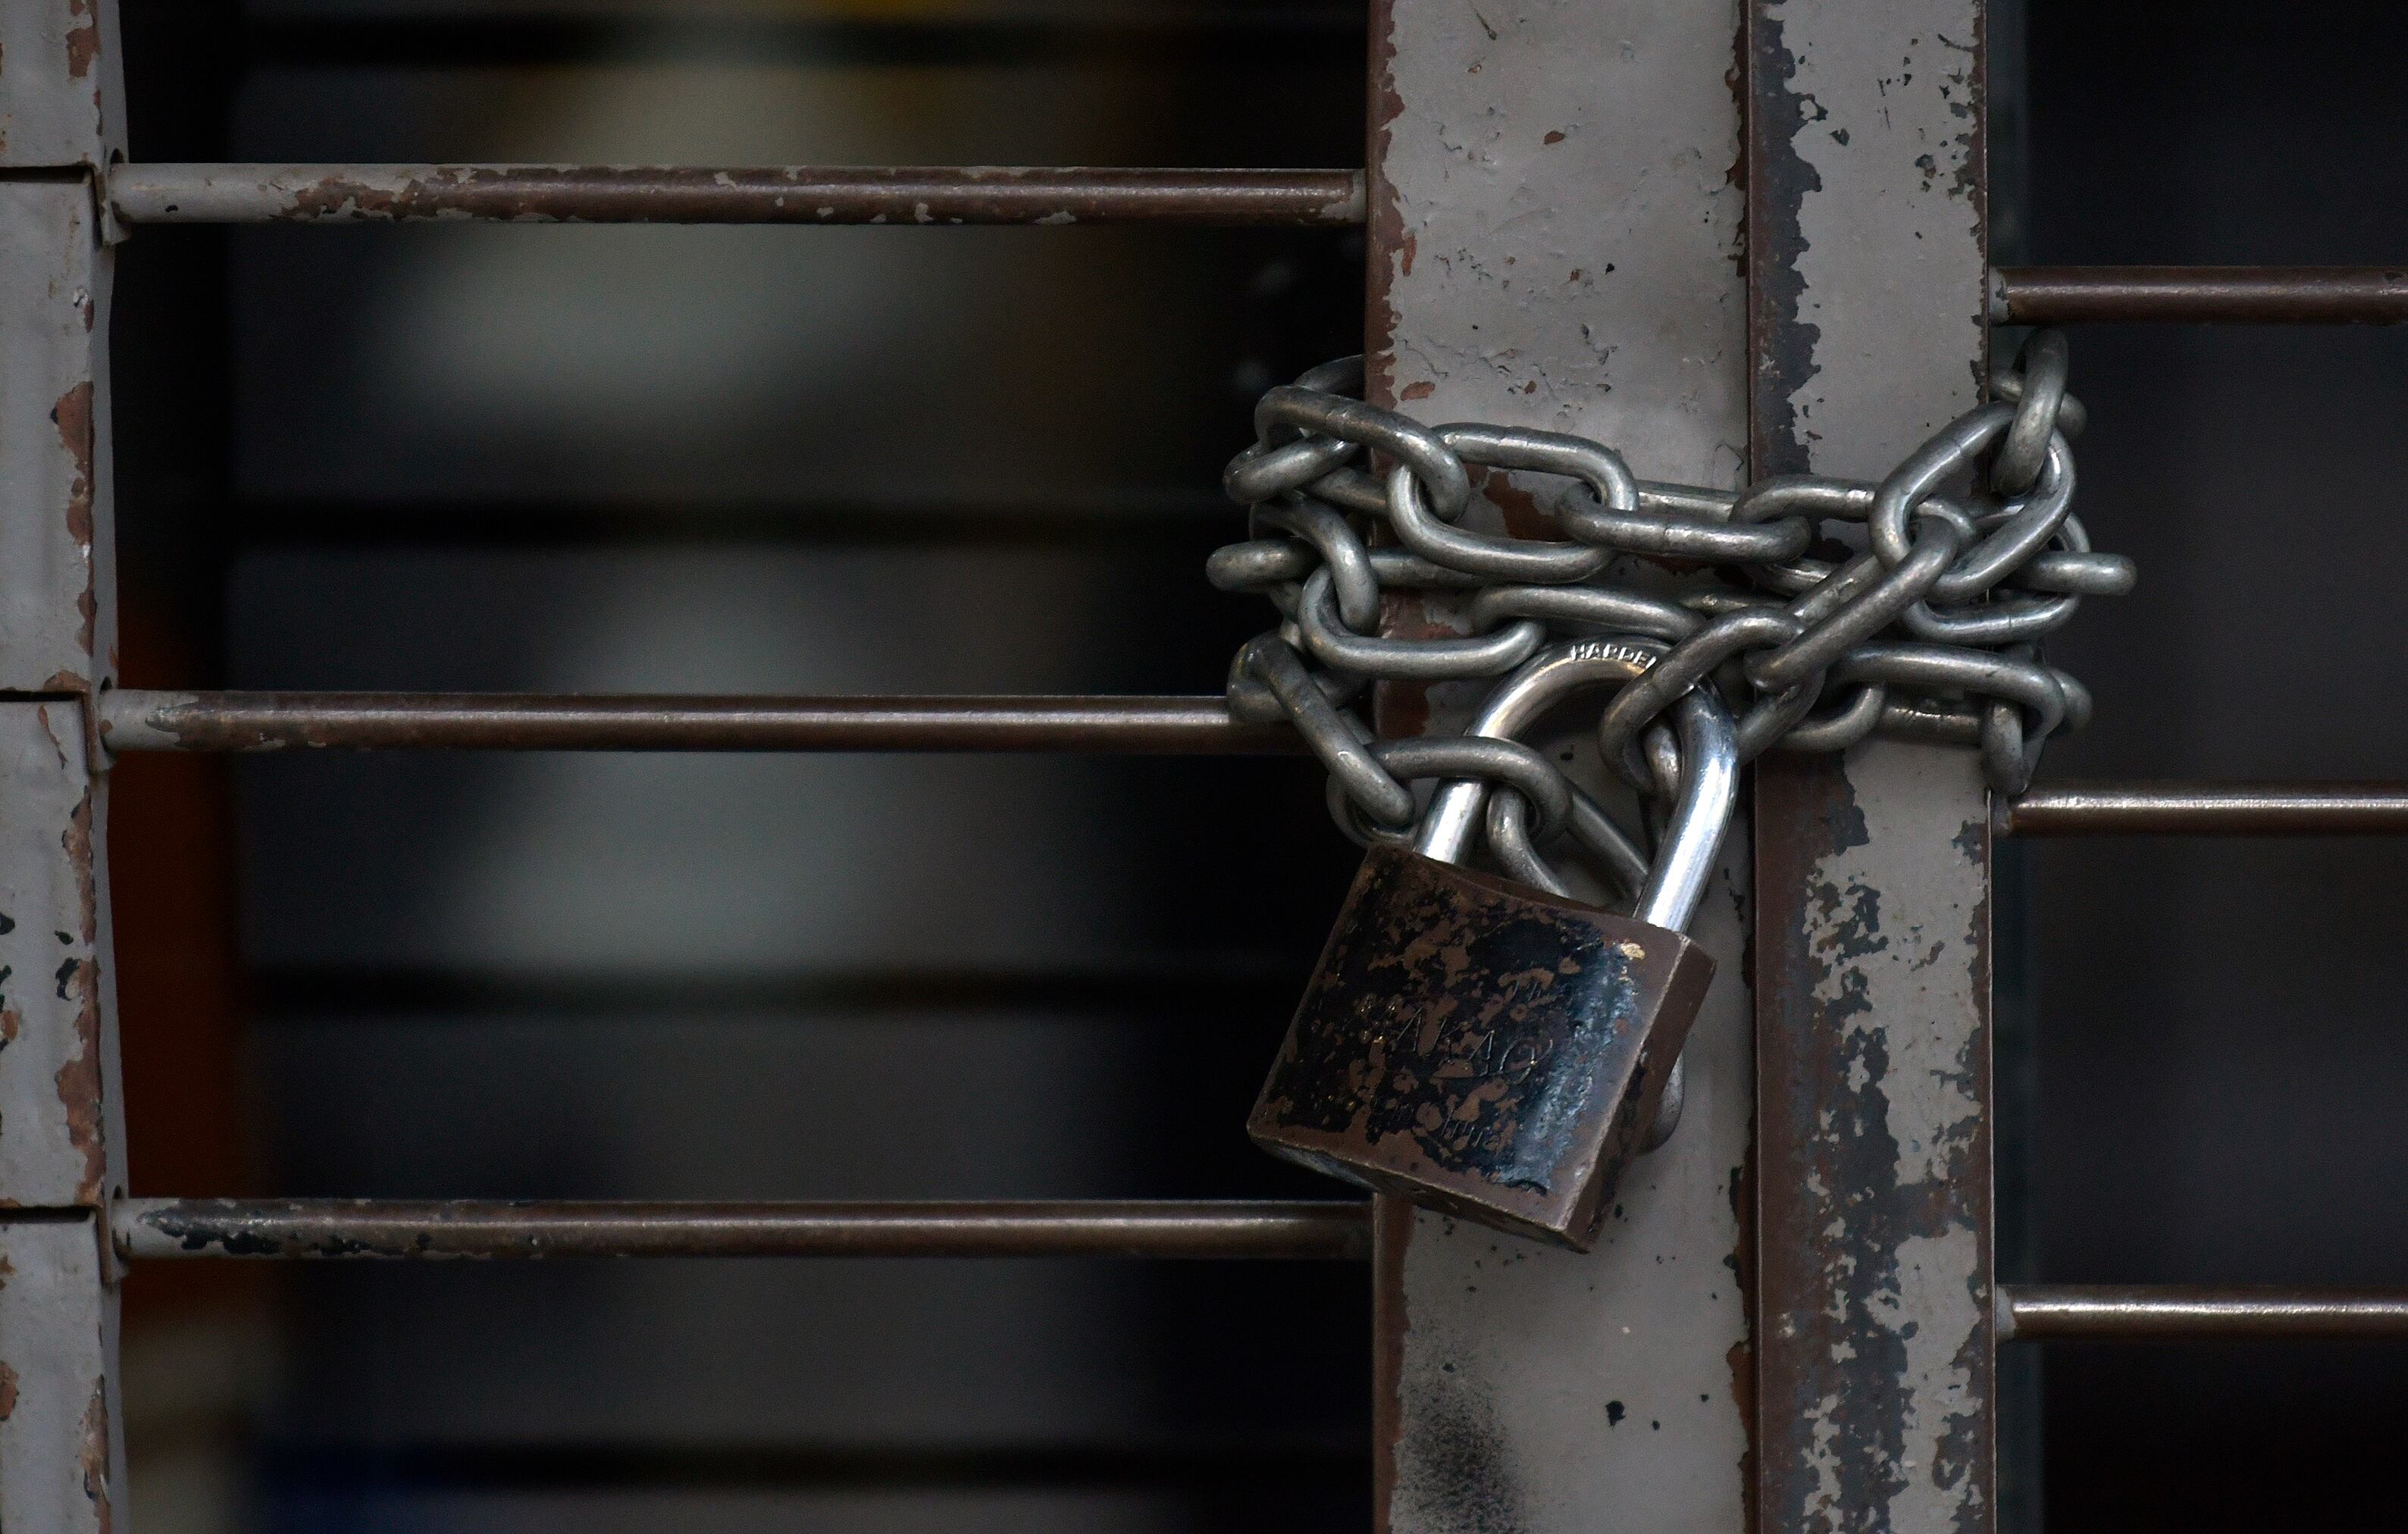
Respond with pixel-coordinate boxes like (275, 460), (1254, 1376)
(2001, 1285), (2408, 1342)
(109, 1207), (2402, 1341)
(86, 171), (2408, 324)
(97, 690), (1302, 755)
(1992, 265), (2408, 325)
(107, 164), (1367, 227)
(111, 1198), (1372, 1261)
(2002, 781), (2408, 836)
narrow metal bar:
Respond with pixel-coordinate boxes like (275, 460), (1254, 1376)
(0, 3), (130, 1526)
(113, 1198), (1371, 1261)
(2001, 1285), (2408, 1343)
(2002, 782), (2408, 836)
(1993, 265), (2408, 325)
(97, 690), (1302, 756)
(1749, 1), (1997, 1528)
(107, 164), (1367, 227)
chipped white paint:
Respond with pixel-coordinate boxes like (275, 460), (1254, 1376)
(1768, 0), (1986, 477)
(1749, 0), (1993, 1526)
(1799, 742), (1990, 1530)
(1373, 2), (1753, 1530)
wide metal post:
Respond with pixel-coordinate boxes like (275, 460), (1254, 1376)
(1365, 3), (1754, 1529)
(0, 2), (130, 1529)
(1748, 3), (1996, 1532)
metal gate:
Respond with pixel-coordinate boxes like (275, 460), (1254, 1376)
(5, 2), (2406, 1529)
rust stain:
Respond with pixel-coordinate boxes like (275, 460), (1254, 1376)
(77, 1376), (112, 1534)
(240, 164), (1362, 227)
(1364, 0), (1407, 413)
(64, 0), (99, 80)
(0, 1360), (17, 1423)
(1400, 380), (1435, 401)
(52, 381), (97, 657)
(1476, 471), (1558, 543)
(54, 790), (105, 1203)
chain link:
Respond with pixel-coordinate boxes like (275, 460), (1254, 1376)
(1212, 330), (2131, 869)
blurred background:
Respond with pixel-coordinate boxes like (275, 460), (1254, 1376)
(101, 2), (2408, 1532)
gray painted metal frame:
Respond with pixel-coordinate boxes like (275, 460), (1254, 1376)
(0, 2), (129, 1529)
(1749, 3), (1996, 1532)
(1364, 2), (1755, 1529)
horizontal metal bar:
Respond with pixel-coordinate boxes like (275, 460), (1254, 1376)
(2001, 1285), (2408, 1342)
(101, 1207), (2408, 1340)
(244, 11), (1366, 71)
(96, 176), (2408, 329)
(1993, 265), (2408, 324)
(2001, 782), (2408, 836)
(112, 1199), (1370, 1261)
(97, 691), (1301, 755)
(108, 164), (1367, 227)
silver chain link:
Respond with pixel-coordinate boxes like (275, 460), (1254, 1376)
(1212, 330), (2130, 875)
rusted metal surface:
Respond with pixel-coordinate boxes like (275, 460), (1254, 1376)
(0, 180), (116, 696)
(108, 164), (1368, 227)
(1749, 2), (1996, 1531)
(115, 1198), (1370, 1262)
(0, 11), (127, 1529)
(1999, 1286), (2408, 1342)
(1994, 265), (2408, 325)
(0, 1217), (122, 1534)
(0, 0), (124, 168)
(1251, 847), (1711, 1251)
(0, 706), (116, 1207)
(1367, 0), (1756, 1529)
(2001, 781), (2408, 836)
(98, 690), (1302, 755)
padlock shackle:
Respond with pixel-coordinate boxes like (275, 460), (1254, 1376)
(1417, 637), (1739, 934)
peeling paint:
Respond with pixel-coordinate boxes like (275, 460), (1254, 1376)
(77, 1374), (112, 1534)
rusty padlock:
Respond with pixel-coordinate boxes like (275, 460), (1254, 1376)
(1248, 636), (1736, 1250)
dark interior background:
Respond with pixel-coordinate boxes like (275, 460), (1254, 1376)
(101, 2), (2408, 1532)
(2017, 3), (2408, 1530)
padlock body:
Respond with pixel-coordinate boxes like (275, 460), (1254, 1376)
(1249, 844), (1714, 1251)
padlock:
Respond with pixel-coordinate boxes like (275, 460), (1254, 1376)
(1248, 636), (1737, 1251)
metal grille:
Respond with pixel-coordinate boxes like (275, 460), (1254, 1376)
(2, 3), (2403, 1529)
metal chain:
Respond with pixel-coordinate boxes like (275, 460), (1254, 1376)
(1211, 332), (2131, 866)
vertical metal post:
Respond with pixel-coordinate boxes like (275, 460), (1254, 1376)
(1748, 3), (1996, 1532)
(0, 2), (130, 1529)
(1365, 2), (1755, 1528)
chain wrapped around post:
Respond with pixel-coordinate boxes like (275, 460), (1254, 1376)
(1211, 332), (2131, 881)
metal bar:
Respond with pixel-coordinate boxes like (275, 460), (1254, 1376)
(1749, 2), (1997, 1529)
(96, 690), (1302, 756)
(1993, 265), (2408, 325)
(114, 1198), (1370, 1262)
(0, 2), (128, 1526)
(107, 163), (1367, 227)
(2002, 782), (2408, 836)
(2000, 1286), (2408, 1343)
(1366, 3), (1756, 1532)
